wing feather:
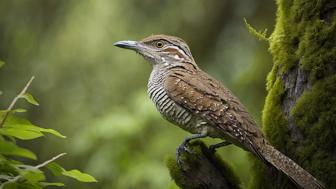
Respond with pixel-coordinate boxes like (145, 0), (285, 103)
(164, 65), (265, 158)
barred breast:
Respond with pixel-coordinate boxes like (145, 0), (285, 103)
(147, 68), (206, 134)
(148, 84), (193, 126)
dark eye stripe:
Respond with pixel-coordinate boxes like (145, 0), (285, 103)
(162, 47), (186, 59)
(169, 41), (192, 60)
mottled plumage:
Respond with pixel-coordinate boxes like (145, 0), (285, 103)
(114, 34), (324, 189)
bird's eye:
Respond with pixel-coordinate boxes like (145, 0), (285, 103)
(155, 41), (164, 48)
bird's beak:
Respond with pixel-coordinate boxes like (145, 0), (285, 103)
(113, 40), (139, 51)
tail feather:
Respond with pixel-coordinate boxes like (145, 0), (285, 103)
(253, 140), (324, 189)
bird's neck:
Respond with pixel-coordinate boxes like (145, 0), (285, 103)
(148, 61), (199, 87)
(148, 64), (169, 87)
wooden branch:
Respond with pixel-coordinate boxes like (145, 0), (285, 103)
(0, 76), (35, 127)
(35, 153), (66, 169)
(166, 141), (241, 189)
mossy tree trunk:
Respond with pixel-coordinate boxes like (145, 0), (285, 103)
(168, 0), (335, 188)
(251, 0), (336, 188)
(167, 141), (241, 189)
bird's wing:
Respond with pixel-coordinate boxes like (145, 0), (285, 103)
(164, 65), (265, 152)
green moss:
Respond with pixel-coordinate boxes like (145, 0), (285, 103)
(166, 157), (188, 188)
(262, 79), (292, 150)
(291, 75), (336, 188)
(166, 141), (241, 189)
(251, 0), (336, 188)
(248, 154), (269, 189)
(299, 20), (336, 80)
(269, 0), (336, 79)
(244, 18), (269, 42)
(265, 65), (277, 91)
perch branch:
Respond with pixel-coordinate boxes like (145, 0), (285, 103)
(167, 141), (241, 189)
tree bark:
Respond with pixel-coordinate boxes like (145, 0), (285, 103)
(168, 0), (336, 188)
(166, 141), (241, 189)
(251, 0), (336, 188)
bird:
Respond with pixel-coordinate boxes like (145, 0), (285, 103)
(114, 34), (324, 189)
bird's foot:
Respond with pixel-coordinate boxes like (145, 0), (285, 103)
(176, 142), (193, 168)
(208, 141), (231, 154)
(175, 134), (207, 168)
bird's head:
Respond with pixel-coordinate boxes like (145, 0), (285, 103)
(114, 34), (195, 67)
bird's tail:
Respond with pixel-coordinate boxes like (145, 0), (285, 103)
(252, 140), (324, 189)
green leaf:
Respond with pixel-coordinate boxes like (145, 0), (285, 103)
(3, 112), (32, 125)
(6, 158), (23, 165)
(20, 93), (39, 106)
(46, 162), (64, 176)
(62, 169), (97, 182)
(13, 109), (27, 113)
(0, 128), (43, 140)
(37, 128), (66, 138)
(0, 139), (37, 160)
(0, 159), (19, 175)
(40, 182), (64, 187)
(3, 114), (66, 139)
(22, 170), (45, 183)
(47, 162), (97, 182)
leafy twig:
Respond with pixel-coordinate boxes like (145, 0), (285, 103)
(0, 76), (35, 127)
(35, 153), (66, 169)
(0, 153), (66, 188)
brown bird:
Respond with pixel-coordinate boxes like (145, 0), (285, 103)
(114, 34), (324, 189)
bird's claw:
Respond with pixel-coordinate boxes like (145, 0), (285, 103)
(176, 143), (194, 168)
(176, 145), (186, 167)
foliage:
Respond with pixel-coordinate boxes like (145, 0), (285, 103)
(0, 70), (96, 188)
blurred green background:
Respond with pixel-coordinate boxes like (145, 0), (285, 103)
(0, 0), (276, 188)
